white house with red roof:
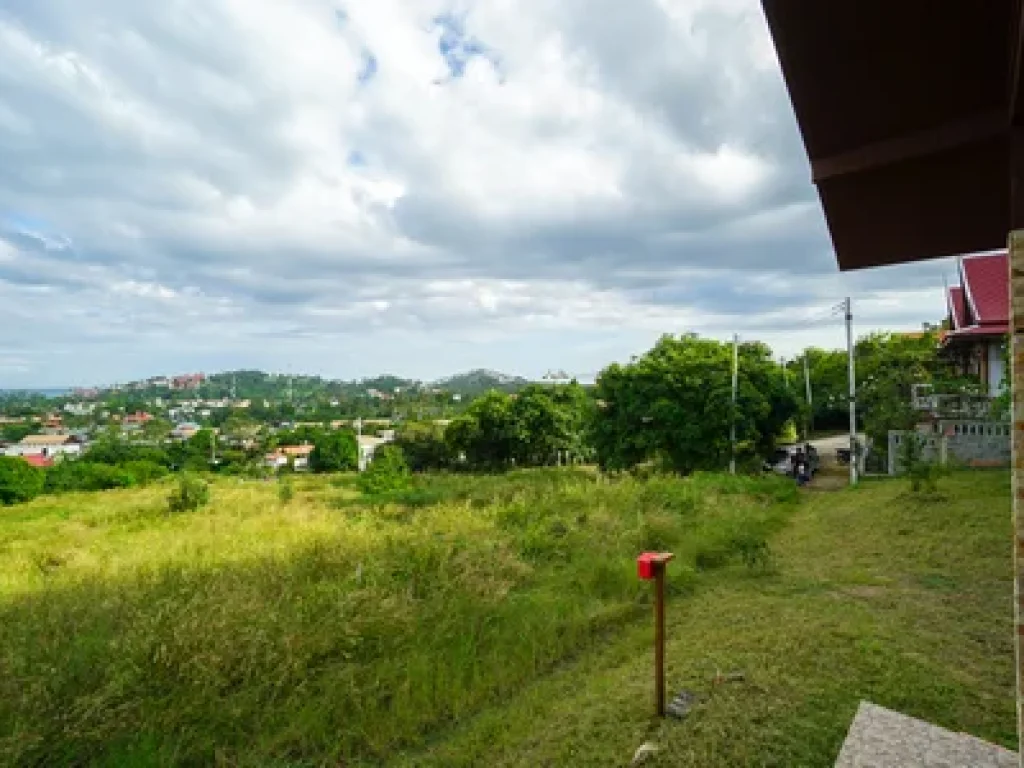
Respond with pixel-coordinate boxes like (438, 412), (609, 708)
(943, 251), (1008, 396)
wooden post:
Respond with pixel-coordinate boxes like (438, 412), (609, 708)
(654, 561), (666, 717)
(1010, 125), (1024, 768)
(1011, 229), (1024, 767)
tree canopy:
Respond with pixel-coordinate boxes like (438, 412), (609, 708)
(591, 334), (799, 474)
(310, 431), (358, 473)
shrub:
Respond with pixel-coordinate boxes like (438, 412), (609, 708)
(121, 460), (168, 486)
(167, 473), (210, 514)
(0, 457), (44, 505)
(44, 461), (137, 494)
(897, 432), (943, 493)
(357, 445), (411, 496)
(278, 477), (295, 504)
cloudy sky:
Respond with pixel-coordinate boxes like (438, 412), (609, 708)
(0, 0), (956, 387)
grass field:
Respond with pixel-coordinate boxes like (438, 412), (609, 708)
(0, 469), (1014, 766)
(405, 470), (1016, 766)
(0, 469), (796, 766)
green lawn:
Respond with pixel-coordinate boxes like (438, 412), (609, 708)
(0, 470), (1014, 766)
(402, 471), (1016, 766)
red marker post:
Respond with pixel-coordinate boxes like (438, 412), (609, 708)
(637, 551), (675, 716)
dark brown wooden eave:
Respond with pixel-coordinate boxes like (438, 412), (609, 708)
(761, 0), (1024, 270)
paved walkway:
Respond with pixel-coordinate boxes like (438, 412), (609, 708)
(834, 701), (1017, 767)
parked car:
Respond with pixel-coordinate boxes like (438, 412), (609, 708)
(764, 444), (819, 477)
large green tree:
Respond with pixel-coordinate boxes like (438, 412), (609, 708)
(444, 391), (522, 469)
(591, 334), (798, 474)
(309, 430), (358, 473)
(394, 421), (452, 472)
(853, 331), (968, 463)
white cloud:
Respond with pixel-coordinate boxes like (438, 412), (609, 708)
(0, 0), (953, 386)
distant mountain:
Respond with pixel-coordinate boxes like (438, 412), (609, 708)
(84, 369), (531, 402)
(357, 374), (420, 394)
(431, 369), (531, 396)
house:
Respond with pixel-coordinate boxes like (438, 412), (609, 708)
(123, 411), (153, 426)
(265, 444), (314, 471)
(40, 414), (63, 433)
(122, 412), (154, 432)
(170, 422), (201, 441)
(5, 434), (84, 460)
(942, 251), (1008, 396)
(171, 373), (205, 391)
(63, 402), (96, 417)
(21, 454), (54, 469)
(358, 434), (393, 472)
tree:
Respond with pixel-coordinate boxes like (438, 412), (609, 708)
(444, 391), (521, 469)
(854, 331), (958, 465)
(357, 444), (411, 495)
(394, 421), (452, 471)
(0, 423), (34, 443)
(591, 334), (798, 474)
(510, 385), (571, 466)
(0, 457), (45, 505)
(309, 430), (358, 473)
(167, 473), (210, 514)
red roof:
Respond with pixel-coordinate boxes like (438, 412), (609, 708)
(945, 251), (1008, 342)
(961, 252), (1008, 327)
(947, 286), (966, 330)
(21, 455), (54, 469)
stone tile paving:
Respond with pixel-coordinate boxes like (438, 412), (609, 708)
(834, 701), (1017, 767)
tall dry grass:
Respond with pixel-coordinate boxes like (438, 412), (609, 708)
(0, 469), (797, 765)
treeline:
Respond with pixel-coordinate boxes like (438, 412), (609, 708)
(393, 335), (801, 474)
(0, 330), (974, 506)
(0, 427), (363, 505)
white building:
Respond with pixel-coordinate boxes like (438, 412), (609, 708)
(4, 434), (84, 460)
(63, 402), (96, 416)
(358, 434), (392, 472)
(265, 444), (314, 471)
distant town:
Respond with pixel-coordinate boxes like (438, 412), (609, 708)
(0, 368), (541, 474)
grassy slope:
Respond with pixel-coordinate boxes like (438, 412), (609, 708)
(0, 471), (1013, 766)
(402, 471), (1016, 767)
(0, 470), (795, 766)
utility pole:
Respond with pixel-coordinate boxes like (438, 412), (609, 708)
(730, 334), (738, 475)
(803, 354), (813, 438)
(845, 297), (858, 485)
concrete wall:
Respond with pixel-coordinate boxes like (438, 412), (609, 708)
(888, 421), (1011, 474)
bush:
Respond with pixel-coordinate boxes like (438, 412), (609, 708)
(357, 445), (411, 496)
(278, 477), (295, 504)
(897, 433), (944, 493)
(167, 473), (210, 514)
(44, 461), (137, 494)
(0, 457), (44, 505)
(121, 460), (168, 486)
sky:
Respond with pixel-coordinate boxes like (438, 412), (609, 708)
(0, 0), (960, 388)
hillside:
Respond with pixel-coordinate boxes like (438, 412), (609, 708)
(87, 368), (531, 402)
(431, 368), (531, 396)
(0, 470), (1014, 765)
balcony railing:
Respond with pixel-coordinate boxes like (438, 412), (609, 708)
(911, 388), (993, 419)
